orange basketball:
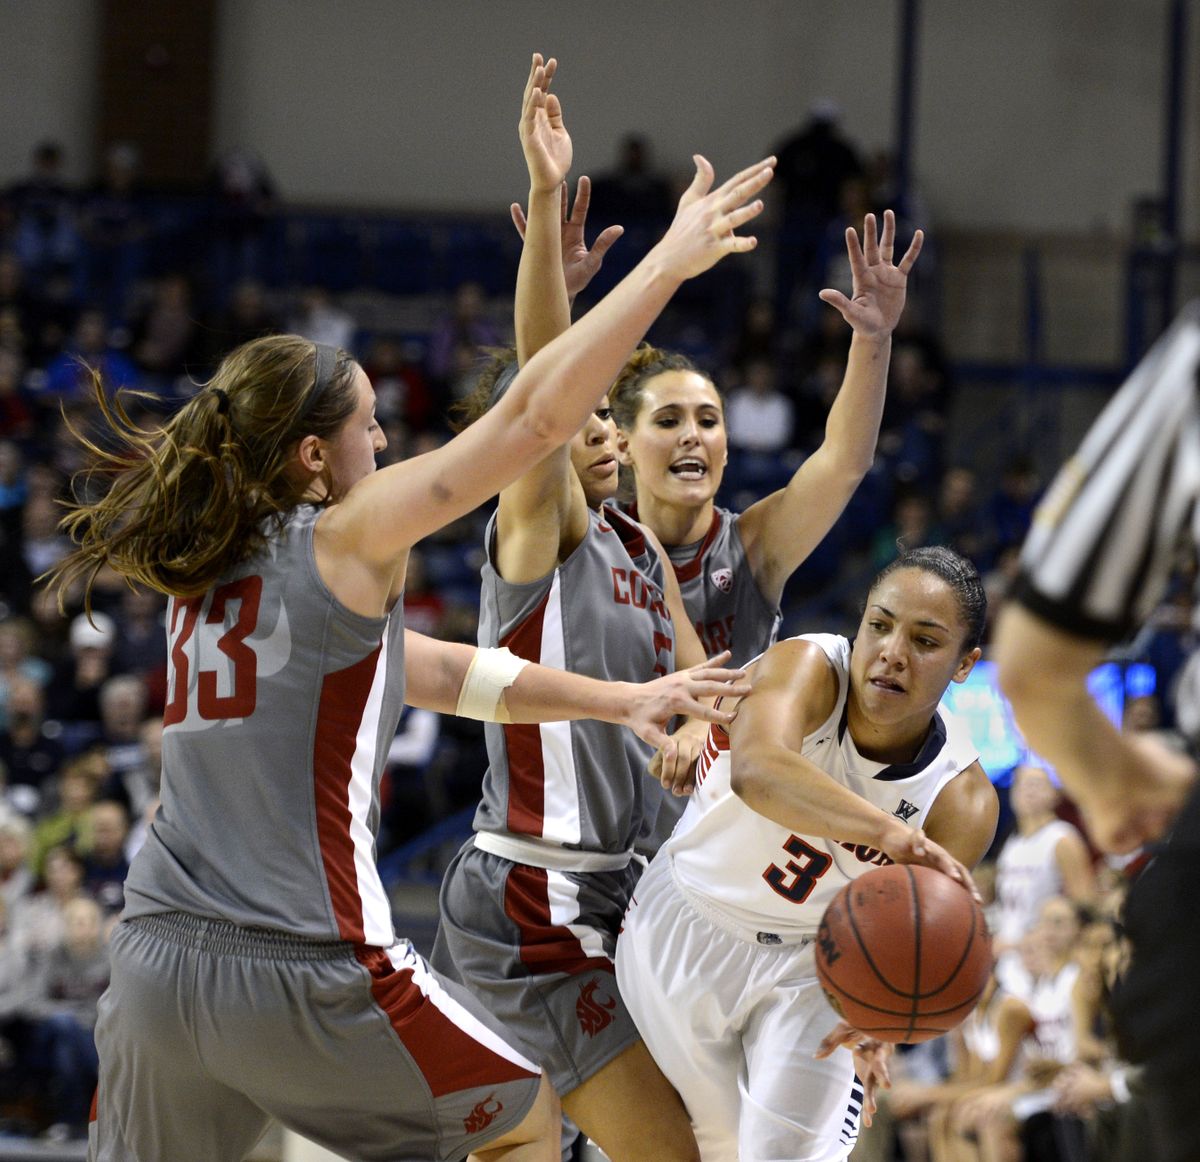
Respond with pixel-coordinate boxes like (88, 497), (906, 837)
(815, 863), (992, 1043)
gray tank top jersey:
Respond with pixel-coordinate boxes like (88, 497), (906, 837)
(618, 503), (781, 668)
(122, 505), (407, 948)
(473, 505), (676, 854)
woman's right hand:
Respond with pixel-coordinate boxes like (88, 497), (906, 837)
(519, 53), (572, 194)
(648, 155), (776, 282)
(621, 652), (751, 751)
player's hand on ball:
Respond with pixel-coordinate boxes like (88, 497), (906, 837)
(814, 1021), (892, 1127)
(881, 824), (981, 902)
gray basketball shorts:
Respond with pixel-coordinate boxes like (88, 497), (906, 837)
(432, 843), (643, 1097)
(87, 911), (542, 1162)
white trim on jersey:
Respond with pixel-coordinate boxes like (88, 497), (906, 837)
(348, 630), (398, 949)
(537, 574), (583, 847)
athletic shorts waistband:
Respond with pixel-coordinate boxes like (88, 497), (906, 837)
(124, 912), (362, 962)
(667, 857), (815, 948)
(473, 829), (633, 873)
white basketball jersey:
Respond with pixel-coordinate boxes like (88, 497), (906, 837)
(1028, 961), (1080, 1064)
(664, 634), (981, 941)
(993, 820), (1081, 946)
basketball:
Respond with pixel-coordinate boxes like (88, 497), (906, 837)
(815, 863), (992, 1043)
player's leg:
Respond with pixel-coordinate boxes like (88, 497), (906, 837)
(237, 940), (554, 1161)
(615, 855), (745, 1161)
(435, 849), (700, 1160)
(560, 1039), (699, 1162)
(89, 918), (272, 1162)
(739, 954), (863, 1162)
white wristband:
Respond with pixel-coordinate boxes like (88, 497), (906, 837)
(455, 646), (530, 723)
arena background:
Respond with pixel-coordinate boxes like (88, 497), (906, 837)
(0, 2), (1198, 1158)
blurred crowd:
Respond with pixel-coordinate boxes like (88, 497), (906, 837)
(0, 122), (1194, 1154)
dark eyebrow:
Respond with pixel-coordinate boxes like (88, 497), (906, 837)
(870, 603), (950, 634)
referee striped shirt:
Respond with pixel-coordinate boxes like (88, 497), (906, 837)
(1013, 302), (1200, 642)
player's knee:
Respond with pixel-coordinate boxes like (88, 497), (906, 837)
(522, 1075), (560, 1143)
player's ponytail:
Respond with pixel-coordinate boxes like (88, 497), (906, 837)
(47, 334), (358, 609)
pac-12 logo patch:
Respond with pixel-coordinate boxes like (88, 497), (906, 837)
(463, 1094), (504, 1133)
(576, 975), (617, 1037)
(710, 568), (733, 593)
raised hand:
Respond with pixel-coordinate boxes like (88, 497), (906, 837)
(818, 209), (923, 338)
(519, 52), (572, 195)
(621, 652), (751, 751)
(511, 176), (625, 301)
(649, 154), (776, 282)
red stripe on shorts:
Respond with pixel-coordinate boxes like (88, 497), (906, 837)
(503, 863), (611, 976)
(313, 645), (382, 944)
(356, 947), (536, 1096)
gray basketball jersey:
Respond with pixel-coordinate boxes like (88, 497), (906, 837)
(472, 505), (676, 855)
(122, 505), (407, 948)
(619, 503), (782, 668)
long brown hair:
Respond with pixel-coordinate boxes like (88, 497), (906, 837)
(608, 344), (717, 433)
(46, 335), (358, 607)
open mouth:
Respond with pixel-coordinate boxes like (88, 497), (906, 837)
(869, 676), (905, 694)
(669, 458), (707, 480)
(591, 456), (617, 475)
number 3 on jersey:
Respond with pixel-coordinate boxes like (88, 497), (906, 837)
(163, 576), (263, 725)
(763, 834), (832, 904)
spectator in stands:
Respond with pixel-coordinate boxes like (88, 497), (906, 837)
(871, 489), (935, 571)
(288, 285), (357, 351)
(0, 616), (51, 725)
(30, 754), (104, 879)
(109, 585), (166, 689)
(360, 334), (433, 432)
(23, 894), (110, 1141)
(95, 675), (148, 791)
(426, 280), (505, 402)
(40, 308), (139, 404)
(588, 132), (675, 224)
(987, 453), (1042, 557)
(724, 356), (796, 455)
(991, 764), (1095, 995)
(46, 613), (117, 733)
(18, 494), (70, 589)
(206, 147), (279, 295)
(3, 142), (81, 297)
(200, 277), (282, 368)
(79, 800), (129, 916)
(0, 813), (34, 914)
(0, 351), (35, 446)
(0, 676), (64, 818)
(770, 101), (865, 322)
(128, 273), (206, 386)
(112, 718), (161, 861)
(930, 465), (991, 566)
(878, 338), (950, 490)
(10, 844), (87, 965)
(79, 142), (149, 321)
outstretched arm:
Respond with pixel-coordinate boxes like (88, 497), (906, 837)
(729, 637), (977, 891)
(994, 603), (1196, 852)
(321, 101), (776, 604)
(402, 629), (749, 752)
(738, 210), (923, 604)
(496, 53), (590, 585)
